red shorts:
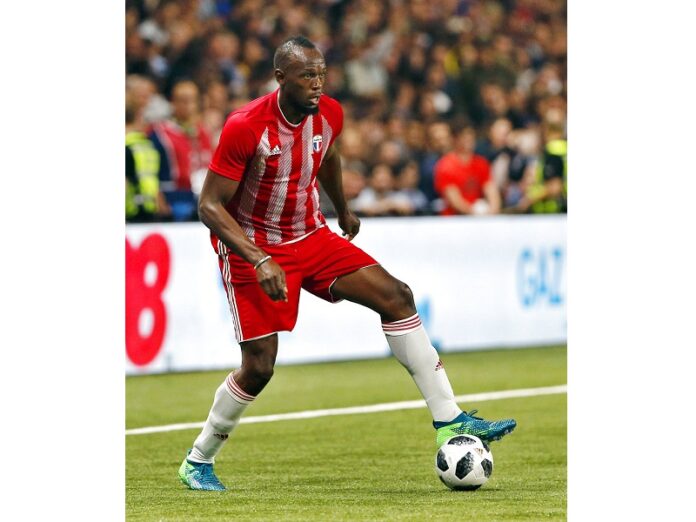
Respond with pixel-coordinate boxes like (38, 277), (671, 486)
(215, 226), (378, 342)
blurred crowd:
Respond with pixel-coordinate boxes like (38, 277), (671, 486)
(126, 0), (567, 223)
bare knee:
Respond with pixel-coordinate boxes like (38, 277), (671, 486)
(331, 266), (417, 323)
(397, 282), (415, 309)
(381, 280), (417, 322)
(237, 335), (278, 394)
(246, 358), (274, 383)
(239, 354), (275, 393)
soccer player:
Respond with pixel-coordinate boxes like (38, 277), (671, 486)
(179, 36), (516, 491)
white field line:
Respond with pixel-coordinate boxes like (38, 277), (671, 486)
(126, 384), (566, 436)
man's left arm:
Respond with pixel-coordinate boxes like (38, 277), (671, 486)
(316, 143), (361, 240)
(483, 180), (502, 214)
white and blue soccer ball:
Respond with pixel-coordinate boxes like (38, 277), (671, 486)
(435, 434), (494, 490)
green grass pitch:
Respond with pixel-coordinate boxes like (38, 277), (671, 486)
(126, 345), (566, 521)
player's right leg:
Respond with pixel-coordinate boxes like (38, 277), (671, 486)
(179, 244), (302, 490)
(179, 334), (278, 491)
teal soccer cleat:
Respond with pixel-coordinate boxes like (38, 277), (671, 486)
(434, 410), (517, 447)
(178, 450), (226, 491)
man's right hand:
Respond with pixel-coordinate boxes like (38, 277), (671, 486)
(256, 259), (288, 302)
(197, 172), (288, 302)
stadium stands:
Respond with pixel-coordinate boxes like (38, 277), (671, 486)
(126, 0), (566, 221)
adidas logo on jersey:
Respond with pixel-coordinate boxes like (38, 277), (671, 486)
(269, 144), (281, 155)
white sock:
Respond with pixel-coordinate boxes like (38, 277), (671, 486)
(188, 373), (255, 464)
(383, 314), (462, 423)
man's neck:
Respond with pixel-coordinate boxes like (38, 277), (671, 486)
(277, 91), (305, 125)
(174, 116), (196, 128)
(456, 151), (473, 162)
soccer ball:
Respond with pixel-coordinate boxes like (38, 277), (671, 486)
(435, 434), (494, 490)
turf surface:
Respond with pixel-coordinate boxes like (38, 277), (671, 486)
(127, 345), (566, 521)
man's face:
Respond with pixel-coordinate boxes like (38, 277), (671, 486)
(277, 48), (326, 115)
(172, 82), (199, 122)
(429, 123), (452, 152)
(455, 129), (476, 153)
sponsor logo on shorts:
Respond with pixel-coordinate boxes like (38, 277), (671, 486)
(435, 359), (444, 371)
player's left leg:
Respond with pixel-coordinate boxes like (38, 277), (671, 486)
(331, 265), (516, 445)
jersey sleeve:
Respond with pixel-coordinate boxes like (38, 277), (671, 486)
(209, 114), (257, 181)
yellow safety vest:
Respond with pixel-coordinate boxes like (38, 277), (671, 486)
(529, 139), (567, 214)
(126, 132), (160, 217)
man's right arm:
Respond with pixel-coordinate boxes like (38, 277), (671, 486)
(435, 159), (472, 215)
(198, 170), (287, 301)
(442, 185), (473, 214)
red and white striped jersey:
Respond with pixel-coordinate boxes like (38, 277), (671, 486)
(208, 89), (343, 248)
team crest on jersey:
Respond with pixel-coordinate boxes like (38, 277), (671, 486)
(312, 135), (323, 153)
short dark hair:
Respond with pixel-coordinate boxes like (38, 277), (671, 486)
(273, 35), (317, 70)
(450, 118), (474, 137)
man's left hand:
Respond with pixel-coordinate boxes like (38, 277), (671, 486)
(338, 210), (360, 241)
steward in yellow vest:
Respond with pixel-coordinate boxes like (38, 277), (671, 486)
(126, 130), (161, 221)
(527, 138), (567, 214)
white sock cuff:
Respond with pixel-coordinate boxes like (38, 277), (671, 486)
(382, 313), (423, 336)
(224, 373), (256, 405)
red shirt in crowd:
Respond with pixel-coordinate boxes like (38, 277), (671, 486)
(433, 152), (492, 216)
(209, 89), (343, 247)
(150, 120), (212, 191)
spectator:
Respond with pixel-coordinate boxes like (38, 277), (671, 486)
(161, 20), (201, 94)
(205, 31), (246, 97)
(149, 80), (213, 220)
(434, 126), (501, 216)
(337, 124), (369, 175)
(125, 0), (566, 221)
(501, 128), (540, 211)
(517, 108), (567, 214)
(320, 165), (367, 218)
(479, 83), (511, 128)
(201, 81), (230, 148)
(392, 82), (418, 119)
(420, 122), (454, 203)
(351, 164), (413, 216)
(203, 80), (230, 114)
(125, 96), (169, 222)
(342, 166), (367, 206)
(476, 117), (513, 191)
(201, 106), (225, 150)
(423, 64), (455, 118)
(395, 161), (430, 215)
(377, 139), (408, 174)
(126, 74), (170, 123)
